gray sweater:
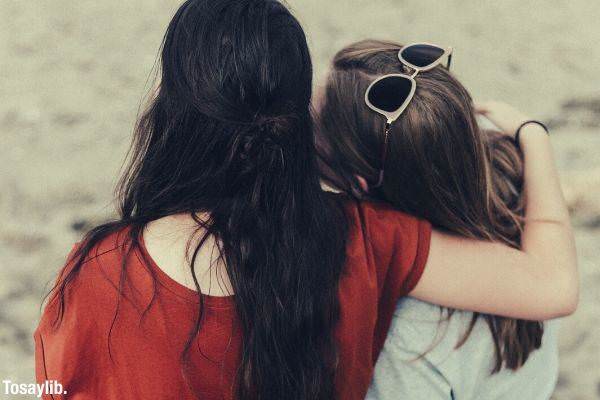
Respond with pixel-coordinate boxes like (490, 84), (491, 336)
(367, 297), (559, 400)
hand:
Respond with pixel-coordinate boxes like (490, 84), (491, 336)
(475, 101), (531, 138)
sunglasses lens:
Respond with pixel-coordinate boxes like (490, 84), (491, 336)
(367, 76), (413, 113)
(401, 44), (445, 68)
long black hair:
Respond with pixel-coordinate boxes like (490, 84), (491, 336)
(50, 1), (348, 398)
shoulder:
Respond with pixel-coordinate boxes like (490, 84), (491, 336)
(340, 196), (432, 291)
(61, 226), (132, 288)
(342, 197), (431, 248)
(39, 227), (139, 331)
(343, 197), (424, 226)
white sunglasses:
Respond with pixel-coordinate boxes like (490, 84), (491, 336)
(364, 43), (453, 187)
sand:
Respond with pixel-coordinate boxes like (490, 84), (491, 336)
(1, 0), (599, 399)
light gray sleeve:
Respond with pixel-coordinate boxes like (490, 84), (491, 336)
(367, 335), (454, 400)
(367, 298), (457, 400)
(368, 297), (560, 400)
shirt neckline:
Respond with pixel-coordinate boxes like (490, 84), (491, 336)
(137, 230), (235, 309)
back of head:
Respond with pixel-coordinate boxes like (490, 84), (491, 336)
(55, 1), (348, 398)
(317, 40), (494, 239)
(316, 39), (541, 372)
(141, 0), (313, 208)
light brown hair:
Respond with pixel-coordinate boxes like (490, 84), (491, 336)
(315, 39), (543, 372)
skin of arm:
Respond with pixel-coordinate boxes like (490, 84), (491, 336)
(410, 101), (578, 320)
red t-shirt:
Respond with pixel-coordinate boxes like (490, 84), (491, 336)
(34, 199), (431, 399)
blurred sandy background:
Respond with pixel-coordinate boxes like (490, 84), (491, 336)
(1, 0), (599, 398)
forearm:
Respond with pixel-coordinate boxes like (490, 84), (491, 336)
(519, 125), (578, 306)
(520, 125), (570, 222)
(481, 100), (577, 273)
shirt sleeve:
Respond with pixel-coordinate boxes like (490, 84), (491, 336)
(367, 329), (453, 400)
(359, 202), (432, 362)
(395, 216), (432, 296)
(34, 243), (102, 399)
(361, 202), (432, 298)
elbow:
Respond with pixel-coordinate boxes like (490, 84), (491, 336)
(553, 297), (578, 318)
(557, 282), (579, 317)
(550, 275), (579, 318)
(527, 249), (579, 319)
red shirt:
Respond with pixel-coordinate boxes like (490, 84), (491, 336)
(35, 200), (431, 399)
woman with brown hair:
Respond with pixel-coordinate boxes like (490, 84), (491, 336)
(315, 39), (570, 399)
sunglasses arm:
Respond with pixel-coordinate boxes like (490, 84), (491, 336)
(446, 52), (453, 70)
(373, 121), (392, 188)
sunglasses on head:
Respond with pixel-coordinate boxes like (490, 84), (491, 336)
(364, 42), (453, 187)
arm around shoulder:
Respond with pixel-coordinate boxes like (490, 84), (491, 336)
(410, 103), (578, 320)
(410, 228), (578, 320)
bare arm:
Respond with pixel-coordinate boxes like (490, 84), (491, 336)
(410, 102), (578, 320)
